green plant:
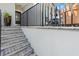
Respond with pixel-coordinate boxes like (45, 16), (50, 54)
(3, 12), (12, 26)
(3, 12), (11, 17)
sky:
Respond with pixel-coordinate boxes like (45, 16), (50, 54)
(55, 3), (65, 10)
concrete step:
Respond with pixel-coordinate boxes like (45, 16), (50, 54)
(1, 45), (30, 56)
(1, 36), (25, 43)
(1, 27), (21, 31)
(1, 40), (30, 50)
(12, 46), (33, 56)
(1, 26), (21, 29)
(1, 30), (22, 35)
(1, 27), (36, 56)
(1, 33), (25, 39)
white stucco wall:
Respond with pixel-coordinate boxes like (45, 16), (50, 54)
(22, 27), (79, 56)
(0, 3), (15, 26)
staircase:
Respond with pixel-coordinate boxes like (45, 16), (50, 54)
(1, 26), (37, 56)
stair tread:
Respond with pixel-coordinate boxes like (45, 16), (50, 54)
(1, 40), (29, 50)
(1, 27), (36, 56)
(1, 36), (25, 43)
(12, 46), (33, 56)
(6, 46), (29, 56)
(1, 33), (24, 38)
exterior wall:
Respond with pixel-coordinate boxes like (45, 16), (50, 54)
(0, 3), (15, 26)
(44, 3), (55, 25)
(66, 11), (71, 24)
(60, 3), (79, 25)
(73, 4), (79, 24)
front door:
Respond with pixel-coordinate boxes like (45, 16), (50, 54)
(15, 11), (21, 26)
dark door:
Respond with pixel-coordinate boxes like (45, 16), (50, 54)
(15, 11), (21, 26)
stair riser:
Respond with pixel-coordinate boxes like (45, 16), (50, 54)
(1, 33), (24, 38)
(1, 30), (22, 35)
(1, 40), (27, 48)
(12, 47), (33, 56)
(1, 36), (25, 43)
(1, 27), (36, 56)
(1, 40), (30, 50)
(1, 45), (30, 56)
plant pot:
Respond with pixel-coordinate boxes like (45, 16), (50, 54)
(4, 16), (11, 26)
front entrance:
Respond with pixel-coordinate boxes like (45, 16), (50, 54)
(15, 11), (21, 26)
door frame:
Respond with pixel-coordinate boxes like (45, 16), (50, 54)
(15, 11), (21, 26)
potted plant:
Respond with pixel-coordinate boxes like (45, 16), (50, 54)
(3, 12), (11, 26)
